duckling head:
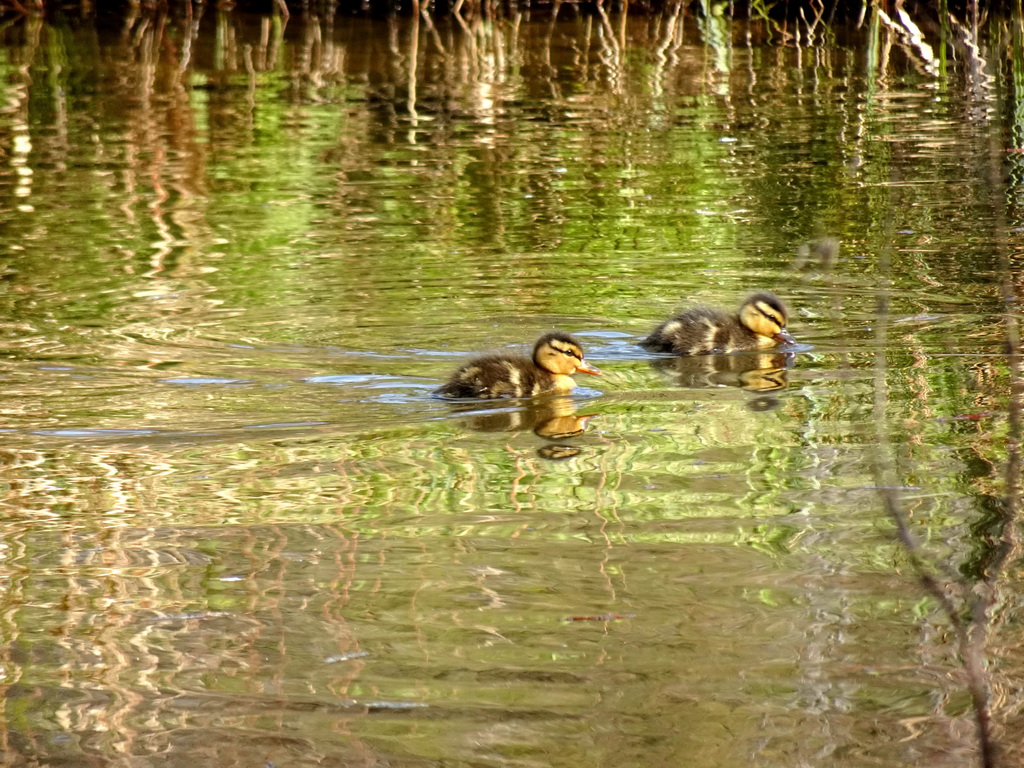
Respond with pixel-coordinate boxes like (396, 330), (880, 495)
(738, 293), (796, 346)
(533, 332), (602, 376)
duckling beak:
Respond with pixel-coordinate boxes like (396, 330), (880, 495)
(774, 329), (796, 345)
(575, 361), (602, 375)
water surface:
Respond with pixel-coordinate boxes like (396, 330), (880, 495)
(0, 6), (1022, 767)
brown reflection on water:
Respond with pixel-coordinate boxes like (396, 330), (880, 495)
(0, 522), (374, 766)
(0, 505), (1000, 767)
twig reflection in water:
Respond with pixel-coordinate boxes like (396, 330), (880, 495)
(870, 177), (1011, 767)
(450, 396), (598, 460)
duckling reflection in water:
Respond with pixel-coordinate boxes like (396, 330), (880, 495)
(642, 293), (795, 356)
(459, 398), (597, 439)
(650, 351), (794, 393)
(434, 332), (601, 400)
(455, 398), (597, 460)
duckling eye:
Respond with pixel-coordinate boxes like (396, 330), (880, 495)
(756, 307), (783, 327)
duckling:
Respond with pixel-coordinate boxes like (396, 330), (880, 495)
(641, 292), (795, 356)
(434, 331), (601, 399)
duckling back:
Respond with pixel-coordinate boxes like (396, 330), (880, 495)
(643, 293), (793, 356)
(434, 355), (556, 400)
(641, 307), (753, 356)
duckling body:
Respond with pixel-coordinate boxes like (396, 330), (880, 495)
(642, 292), (795, 356)
(434, 332), (600, 400)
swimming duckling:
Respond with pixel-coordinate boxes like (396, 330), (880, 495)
(641, 292), (795, 356)
(434, 331), (601, 399)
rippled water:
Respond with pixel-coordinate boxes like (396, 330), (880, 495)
(1, 6), (1023, 767)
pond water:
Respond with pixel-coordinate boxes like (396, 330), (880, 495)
(1, 5), (1023, 767)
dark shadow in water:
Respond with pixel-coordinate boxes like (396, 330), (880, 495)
(650, 350), (795, 404)
(449, 397), (597, 459)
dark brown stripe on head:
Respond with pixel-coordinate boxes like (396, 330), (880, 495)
(535, 331), (585, 360)
(746, 292), (788, 326)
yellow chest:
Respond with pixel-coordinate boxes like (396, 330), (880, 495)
(549, 374), (578, 392)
